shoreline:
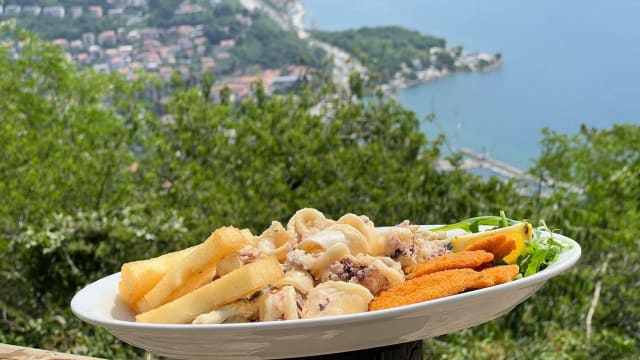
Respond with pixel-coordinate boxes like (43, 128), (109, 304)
(381, 59), (504, 93)
(288, 0), (503, 93)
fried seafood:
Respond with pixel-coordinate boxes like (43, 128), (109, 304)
(193, 300), (259, 324)
(321, 253), (405, 295)
(480, 265), (520, 285)
(302, 281), (373, 318)
(380, 223), (450, 270)
(406, 250), (494, 280)
(464, 234), (516, 262)
(370, 268), (494, 311)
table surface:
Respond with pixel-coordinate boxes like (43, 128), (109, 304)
(0, 343), (103, 360)
(0, 341), (423, 360)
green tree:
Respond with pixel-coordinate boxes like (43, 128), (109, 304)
(312, 26), (447, 83)
(424, 124), (640, 359)
(0, 24), (178, 358)
(0, 24), (156, 232)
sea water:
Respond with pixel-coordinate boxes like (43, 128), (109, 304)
(303, 0), (640, 168)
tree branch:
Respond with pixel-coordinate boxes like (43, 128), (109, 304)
(586, 253), (612, 344)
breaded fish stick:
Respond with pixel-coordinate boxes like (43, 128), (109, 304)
(370, 268), (494, 311)
(479, 265), (520, 285)
(464, 234), (516, 262)
(407, 250), (494, 279)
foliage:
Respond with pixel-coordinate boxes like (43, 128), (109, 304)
(0, 27), (638, 359)
(424, 124), (640, 359)
(0, 24), (160, 233)
(0, 13), (124, 40)
(230, 11), (325, 71)
(312, 26), (446, 83)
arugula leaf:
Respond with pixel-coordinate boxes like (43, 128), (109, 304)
(430, 213), (521, 233)
(430, 214), (566, 277)
(517, 223), (568, 276)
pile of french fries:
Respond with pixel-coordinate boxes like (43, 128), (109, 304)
(120, 226), (285, 324)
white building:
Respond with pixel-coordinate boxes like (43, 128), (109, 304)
(22, 6), (41, 16)
(70, 6), (83, 18)
(4, 5), (22, 15)
(43, 6), (65, 18)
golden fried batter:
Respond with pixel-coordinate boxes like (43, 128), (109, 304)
(370, 268), (493, 311)
(480, 265), (520, 285)
(406, 250), (494, 280)
(464, 234), (516, 262)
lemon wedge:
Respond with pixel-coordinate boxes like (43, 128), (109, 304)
(451, 222), (533, 264)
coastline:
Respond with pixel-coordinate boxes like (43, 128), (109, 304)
(289, 0), (503, 93)
(380, 58), (504, 93)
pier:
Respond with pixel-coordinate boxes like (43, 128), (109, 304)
(436, 148), (582, 196)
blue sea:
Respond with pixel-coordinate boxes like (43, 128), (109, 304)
(302, 0), (640, 168)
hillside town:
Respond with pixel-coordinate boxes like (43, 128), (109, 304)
(1, 0), (501, 100)
(0, 0), (308, 100)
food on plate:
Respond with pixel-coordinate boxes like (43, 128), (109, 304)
(337, 214), (385, 256)
(260, 285), (301, 321)
(320, 253), (405, 295)
(136, 226), (251, 313)
(119, 209), (564, 324)
(369, 268), (499, 311)
(449, 222), (532, 264)
(301, 281), (373, 318)
(287, 208), (336, 242)
(119, 245), (195, 311)
(406, 250), (494, 280)
(193, 300), (259, 324)
(379, 221), (449, 270)
(256, 221), (296, 262)
(480, 265), (520, 285)
(464, 234), (516, 263)
(136, 257), (284, 324)
(273, 269), (315, 295)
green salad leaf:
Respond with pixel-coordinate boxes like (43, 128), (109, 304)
(430, 212), (567, 277)
(430, 210), (521, 233)
(517, 221), (569, 276)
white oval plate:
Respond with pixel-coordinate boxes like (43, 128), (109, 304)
(71, 227), (581, 360)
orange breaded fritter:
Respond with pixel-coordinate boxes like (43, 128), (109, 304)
(464, 234), (516, 262)
(406, 250), (494, 280)
(369, 268), (494, 311)
(480, 265), (520, 285)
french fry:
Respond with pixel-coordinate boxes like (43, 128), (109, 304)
(136, 226), (250, 313)
(119, 245), (196, 312)
(163, 261), (218, 304)
(136, 256), (284, 324)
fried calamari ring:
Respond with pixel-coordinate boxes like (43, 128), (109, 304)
(287, 208), (335, 241)
(310, 243), (351, 278)
(273, 269), (315, 295)
(302, 281), (373, 318)
(256, 221), (296, 262)
(338, 214), (384, 256)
